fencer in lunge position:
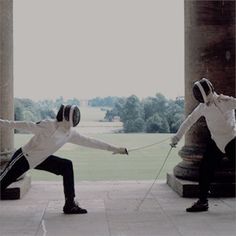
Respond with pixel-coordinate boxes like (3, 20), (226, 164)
(171, 78), (236, 212)
(0, 104), (128, 214)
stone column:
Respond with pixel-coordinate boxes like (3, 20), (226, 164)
(168, 0), (235, 197)
(0, 0), (14, 169)
(0, 1), (31, 199)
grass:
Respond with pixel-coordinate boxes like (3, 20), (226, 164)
(14, 133), (183, 181)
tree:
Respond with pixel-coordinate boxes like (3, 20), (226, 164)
(23, 110), (35, 122)
(55, 96), (65, 109)
(154, 93), (168, 115)
(104, 93), (184, 133)
(143, 93), (168, 121)
(121, 95), (145, 133)
(122, 95), (144, 121)
(67, 98), (80, 107)
(170, 113), (185, 133)
(143, 97), (157, 121)
(165, 99), (184, 133)
(38, 99), (54, 110)
(40, 109), (56, 120)
(123, 120), (135, 133)
(146, 113), (170, 133)
(133, 117), (145, 132)
(14, 99), (24, 121)
(14, 98), (55, 123)
(89, 96), (118, 107)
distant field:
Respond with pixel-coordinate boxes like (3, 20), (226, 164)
(14, 133), (183, 181)
(79, 107), (107, 122)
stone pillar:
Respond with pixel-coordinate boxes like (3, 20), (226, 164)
(168, 0), (235, 197)
(0, 1), (31, 199)
(0, 0), (14, 168)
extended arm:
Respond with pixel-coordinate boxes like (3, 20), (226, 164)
(69, 130), (128, 154)
(171, 105), (203, 146)
(0, 119), (42, 134)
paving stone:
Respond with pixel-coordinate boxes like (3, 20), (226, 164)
(0, 181), (235, 236)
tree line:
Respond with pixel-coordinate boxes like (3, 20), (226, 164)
(14, 96), (80, 122)
(13, 94), (184, 134)
(14, 96), (118, 123)
(105, 94), (184, 133)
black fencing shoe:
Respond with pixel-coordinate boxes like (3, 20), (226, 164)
(63, 201), (88, 214)
(186, 200), (208, 212)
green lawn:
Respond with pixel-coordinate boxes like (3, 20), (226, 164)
(14, 133), (183, 181)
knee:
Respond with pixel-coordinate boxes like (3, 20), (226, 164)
(63, 159), (73, 171)
(55, 159), (73, 176)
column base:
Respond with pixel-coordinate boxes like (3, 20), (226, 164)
(0, 175), (31, 200)
(167, 173), (236, 198)
(174, 159), (235, 182)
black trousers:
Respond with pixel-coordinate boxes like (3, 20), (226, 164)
(199, 137), (236, 201)
(0, 148), (75, 200)
(0, 148), (29, 193)
(35, 155), (75, 200)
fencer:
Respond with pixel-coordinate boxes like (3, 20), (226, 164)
(171, 78), (236, 212)
(0, 104), (128, 214)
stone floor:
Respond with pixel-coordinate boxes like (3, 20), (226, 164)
(0, 181), (235, 236)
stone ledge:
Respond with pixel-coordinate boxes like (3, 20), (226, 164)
(167, 173), (236, 198)
(0, 175), (31, 200)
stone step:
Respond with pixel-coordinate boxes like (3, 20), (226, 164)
(0, 175), (31, 200)
(167, 173), (236, 198)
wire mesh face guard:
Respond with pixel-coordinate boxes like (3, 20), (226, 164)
(56, 105), (64, 122)
(192, 78), (214, 103)
(56, 104), (81, 127)
(71, 106), (81, 127)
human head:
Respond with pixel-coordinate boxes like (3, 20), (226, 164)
(56, 104), (81, 127)
(192, 78), (214, 105)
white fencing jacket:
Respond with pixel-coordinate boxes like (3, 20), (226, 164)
(0, 119), (122, 168)
(175, 93), (236, 153)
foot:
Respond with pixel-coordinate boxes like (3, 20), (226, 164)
(186, 200), (208, 212)
(63, 200), (87, 214)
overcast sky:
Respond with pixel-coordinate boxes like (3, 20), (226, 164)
(13, 0), (184, 101)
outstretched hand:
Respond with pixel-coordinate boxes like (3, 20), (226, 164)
(170, 143), (177, 148)
(170, 135), (179, 148)
(113, 148), (128, 155)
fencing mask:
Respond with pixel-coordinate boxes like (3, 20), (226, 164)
(192, 78), (214, 104)
(56, 104), (81, 127)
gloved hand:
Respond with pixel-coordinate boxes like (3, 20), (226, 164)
(170, 135), (179, 148)
(113, 148), (128, 155)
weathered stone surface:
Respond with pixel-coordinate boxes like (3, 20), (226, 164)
(1, 181), (236, 236)
(172, 1), (235, 188)
(0, 0), (14, 156)
(167, 173), (236, 198)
